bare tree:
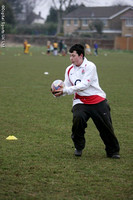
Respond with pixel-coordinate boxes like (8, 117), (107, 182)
(7, 0), (38, 24)
(52, 0), (74, 34)
(21, 0), (37, 23)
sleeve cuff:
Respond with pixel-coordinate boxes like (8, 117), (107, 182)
(63, 87), (67, 94)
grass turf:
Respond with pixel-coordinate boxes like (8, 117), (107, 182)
(0, 47), (133, 200)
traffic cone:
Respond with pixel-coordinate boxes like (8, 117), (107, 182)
(6, 135), (18, 140)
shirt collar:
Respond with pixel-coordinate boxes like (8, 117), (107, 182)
(74, 57), (87, 68)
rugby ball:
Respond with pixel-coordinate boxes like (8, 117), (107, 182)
(51, 80), (65, 95)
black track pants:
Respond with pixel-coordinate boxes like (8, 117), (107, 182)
(71, 100), (120, 156)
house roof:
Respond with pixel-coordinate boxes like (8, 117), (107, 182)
(121, 8), (133, 19)
(27, 12), (45, 24)
(63, 6), (132, 19)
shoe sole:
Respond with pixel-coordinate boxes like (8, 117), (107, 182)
(107, 155), (120, 159)
(74, 150), (82, 156)
(111, 155), (120, 159)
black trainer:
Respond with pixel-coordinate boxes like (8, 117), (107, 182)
(75, 149), (82, 156)
(111, 154), (120, 159)
(107, 153), (120, 159)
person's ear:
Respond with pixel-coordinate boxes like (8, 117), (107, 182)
(80, 53), (83, 58)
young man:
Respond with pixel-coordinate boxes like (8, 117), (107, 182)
(53, 44), (120, 158)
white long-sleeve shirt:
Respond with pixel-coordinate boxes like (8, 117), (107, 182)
(63, 57), (106, 106)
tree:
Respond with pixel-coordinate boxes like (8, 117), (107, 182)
(22, 0), (37, 24)
(0, 0), (15, 24)
(51, 0), (75, 34)
(44, 0), (79, 35)
(6, 0), (37, 24)
(92, 20), (104, 35)
(6, 0), (23, 21)
(46, 7), (58, 23)
(65, 4), (81, 14)
(45, 3), (80, 35)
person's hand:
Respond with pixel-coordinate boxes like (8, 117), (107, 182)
(51, 87), (63, 97)
(54, 88), (63, 97)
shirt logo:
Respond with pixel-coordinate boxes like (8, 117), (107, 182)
(74, 79), (81, 85)
(82, 69), (85, 74)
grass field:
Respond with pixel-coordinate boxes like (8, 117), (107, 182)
(0, 46), (133, 200)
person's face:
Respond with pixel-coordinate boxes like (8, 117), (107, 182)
(69, 51), (83, 66)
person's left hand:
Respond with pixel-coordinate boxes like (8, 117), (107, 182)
(51, 88), (63, 97)
(54, 88), (63, 97)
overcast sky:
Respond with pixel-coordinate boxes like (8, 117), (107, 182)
(34, 0), (133, 19)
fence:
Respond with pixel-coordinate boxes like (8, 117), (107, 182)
(114, 37), (133, 50)
(5, 35), (133, 50)
(5, 34), (114, 49)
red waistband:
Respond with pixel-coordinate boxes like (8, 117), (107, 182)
(74, 93), (105, 104)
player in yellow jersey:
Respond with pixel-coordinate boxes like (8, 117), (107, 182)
(24, 40), (31, 54)
(85, 44), (92, 55)
(24, 40), (27, 52)
(53, 42), (58, 56)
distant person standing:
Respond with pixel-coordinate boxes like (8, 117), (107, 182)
(53, 41), (58, 56)
(50, 43), (54, 53)
(85, 44), (92, 55)
(24, 40), (27, 53)
(46, 40), (51, 55)
(24, 40), (31, 54)
(62, 41), (67, 56)
(59, 40), (63, 53)
(94, 41), (98, 56)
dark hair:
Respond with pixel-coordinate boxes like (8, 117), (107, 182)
(69, 44), (85, 57)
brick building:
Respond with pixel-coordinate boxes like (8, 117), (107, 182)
(63, 6), (133, 38)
